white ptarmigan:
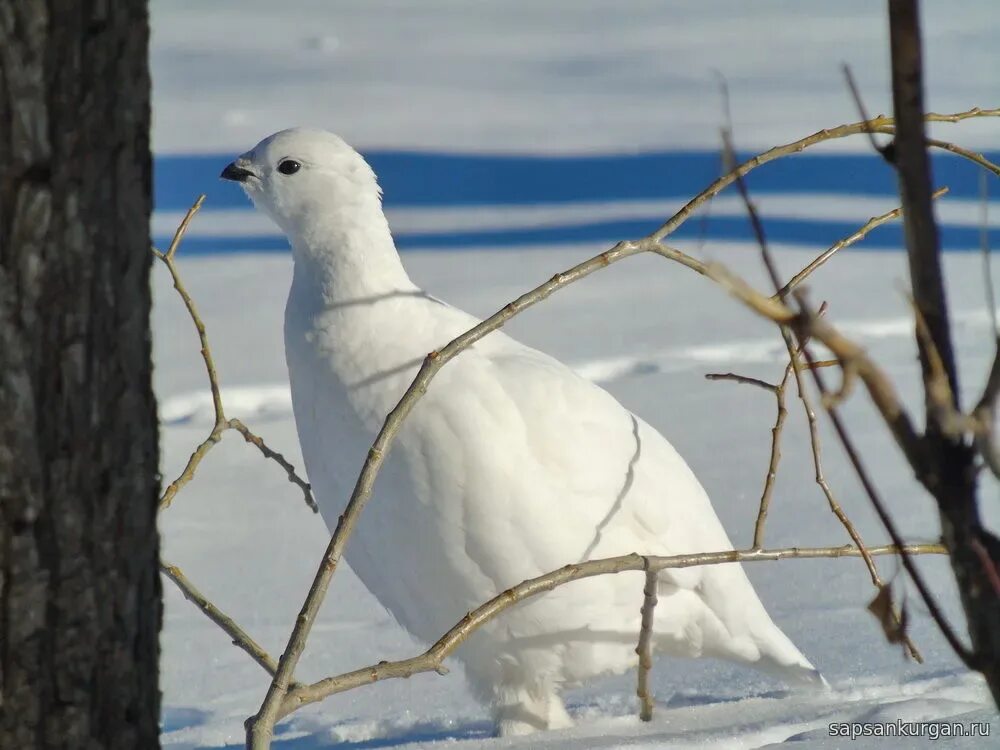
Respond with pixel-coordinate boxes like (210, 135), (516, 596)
(221, 128), (824, 736)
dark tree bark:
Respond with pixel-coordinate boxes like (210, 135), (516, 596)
(887, 0), (1000, 706)
(0, 1), (161, 747)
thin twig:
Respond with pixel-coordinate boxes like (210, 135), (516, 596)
(981, 170), (997, 336)
(722, 110), (924, 659)
(792, 321), (922, 661)
(229, 418), (319, 513)
(776, 187), (949, 299)
(786, 284), (951, 665)
(843, 65), (894, 161)
(775, 302), (927, 472)
(908, 292), (972, 438)
(973, 169), (1000, 477)
(159, 429), (227, 511)
(647, 107), (999, 247)
(704, 372), (777, 392)
(155, 195), (225, 509)
(807, 350), (973, 666)
(162, 561), (281, 680)
(755, 365), (788, 551)
(154, 198), (316, 515)
(923, 137), (1000, 180)
(636, 567), (658, 722)
(722, 111), (905, 652)
(705, 254), (960, 668)
(278, 543), (946, 718)
(706, 368), (787, 549)
(719, 111), (800, 553)
(719, 127), (782, 292)
(704, 264), (976, 665)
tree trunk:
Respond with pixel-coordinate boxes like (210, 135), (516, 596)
(887, 0), (1000, 706)
(0, 1), (161, 747)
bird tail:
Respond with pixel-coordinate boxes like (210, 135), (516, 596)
(694, 564), (828, 690)
(754, 636), (829, 689)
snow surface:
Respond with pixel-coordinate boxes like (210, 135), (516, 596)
(152, 1), (999, 747)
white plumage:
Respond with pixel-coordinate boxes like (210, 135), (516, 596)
(222, 128), (824, 735)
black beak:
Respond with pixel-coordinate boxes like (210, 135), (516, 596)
(220, 162), (255, 182)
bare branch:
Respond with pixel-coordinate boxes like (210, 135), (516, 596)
(974, 343), (1000, 479)
(974, 171), (1000, 477)
(229, 418), (319, 513)
(635, 567), (658, 722)
(699, 257), (975, 665)
(755, 366), (789, 549)
(981, 171), (997, 336)
(164, 194), (206, 261)
(806, 359), (840, 369)
(706, 367), (788, 549)
(153, 196), (222, 428)
(920, 107), (1000, 123)
(800, 310), (927, 472)
(796, 303), (957, 666)
(719, 119), (781, 291)
(720, 109), (923, 658)
(704, 372), (777, 392)
(153, 202), (321, 709)
(843, 65), (893, 160)
(908, 292), (974, 438)
(648, 107), (999, 246)
(924, 138), (1000, 179)
(159, 428), (226, 511)
(154, 195), (229, 510)
(161, 561), (287, 681)
(154, 198), (316, 515)
(791, 335), (922, 661)
(278, 543), (946, 718)
(883, 4), (1000, 691)
(776, 187), (949, 299)
(817, 372), (974, 666)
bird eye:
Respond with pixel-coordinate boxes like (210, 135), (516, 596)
(277, 159), (301, 175)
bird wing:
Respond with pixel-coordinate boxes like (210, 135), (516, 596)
(411, 335), (738, 586)
(490, 343), (737, 555)
(408, 337), (818, 678)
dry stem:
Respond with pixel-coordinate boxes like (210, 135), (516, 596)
(152, 199), (318, 704)
(706, 269), (976, 664)
(636, 568), (658, 721)
(162, 561), (280, 677)
(648, 109), (998, 246)
(721, 119), (924, 660)
(775, 187), (949, 299)
(974, 170), (1000, 477)
(277, 543), (945, 718)
(154, 197), (316, 514)
(705, 369), (786, 549)
(229, 418), (318, 512)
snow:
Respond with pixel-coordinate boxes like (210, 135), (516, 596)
(151, 1), (999, 747)
(150, 0), (999, 154)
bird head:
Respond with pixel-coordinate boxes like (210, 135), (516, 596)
(220, 128), (383, 238)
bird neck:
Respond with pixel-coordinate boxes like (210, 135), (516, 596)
(288, 200), (417, 304)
